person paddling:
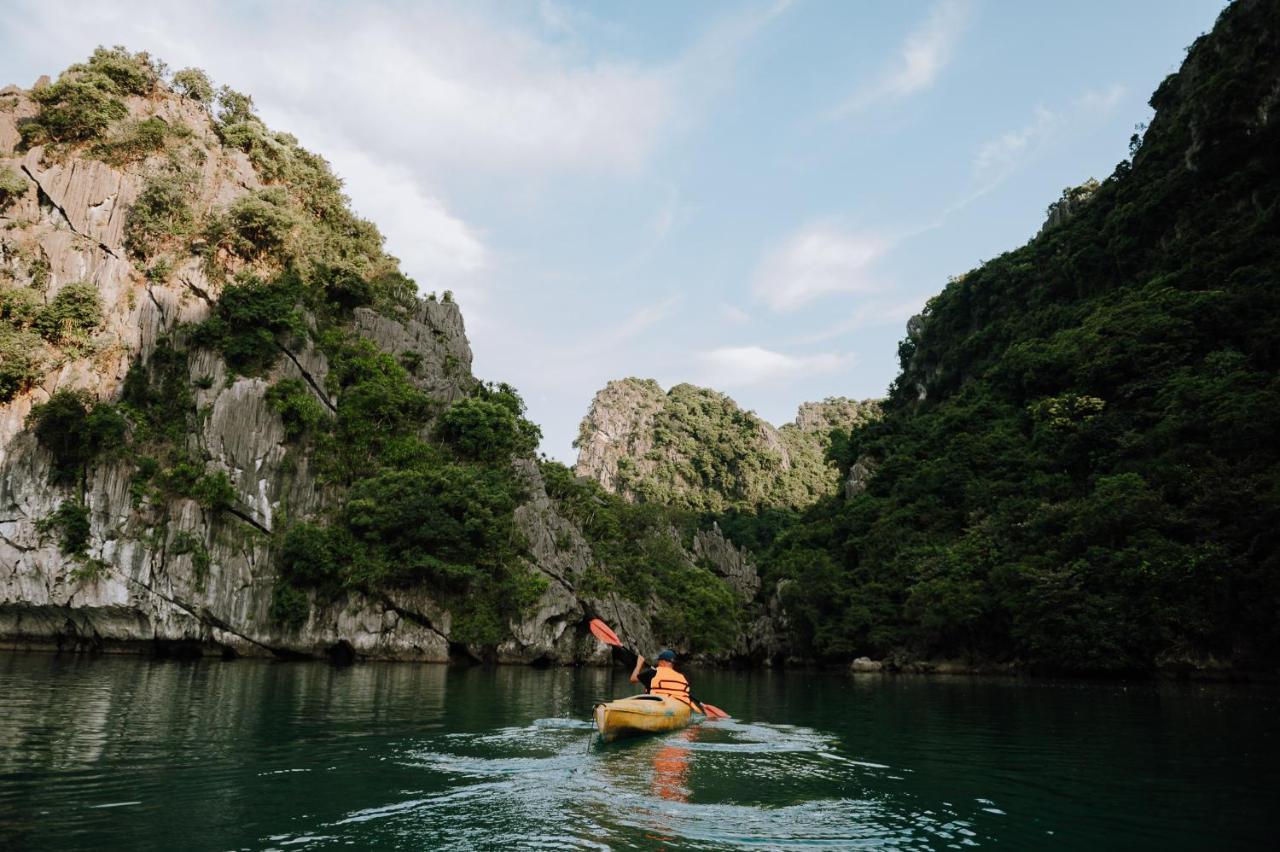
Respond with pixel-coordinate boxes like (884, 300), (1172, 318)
(630, 649), (695, 709)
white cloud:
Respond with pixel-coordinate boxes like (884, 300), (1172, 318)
(720, 303), (752, 324)
(753, 223), (891, 312)
(608, 295), (684, 344)
(792, 296), (929, 345)
(828, 0), (972, 118)
(696, 346), (852, 388)
(317, 144), (487, 296)
(973, 106), (1063, 185)
(1078, 84), (1127, 113)
(1, 0), (787, 305)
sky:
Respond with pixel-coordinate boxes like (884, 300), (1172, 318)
(0, 0), (1228, 461)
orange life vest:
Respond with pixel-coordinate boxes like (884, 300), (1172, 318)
(648, 665), (692, 706)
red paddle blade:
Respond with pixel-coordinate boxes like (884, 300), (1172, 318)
(588, 618), (622, 648)
(701, 703), (729, 719)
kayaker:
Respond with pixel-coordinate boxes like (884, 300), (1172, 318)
(630, 649), (693, 707)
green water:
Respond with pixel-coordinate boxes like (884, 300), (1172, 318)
(1, 654), (1275, 850)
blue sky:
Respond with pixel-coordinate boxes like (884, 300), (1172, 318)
(1, 0), (1227, 461)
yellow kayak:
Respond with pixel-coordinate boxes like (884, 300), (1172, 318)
(593, 694), (698, 743)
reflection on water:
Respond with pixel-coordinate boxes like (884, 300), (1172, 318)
(651, 726), (698, 802)
(2, 653), (1278, 851)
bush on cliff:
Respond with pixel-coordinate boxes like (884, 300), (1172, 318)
(36, 499), (91, 557)
(27, 390), (127, 486)
(190, 274), (307, 375)
(0, 166), (26, 209)
(0, 326), (46, 402)
(19, 47), (161, 147)
(171, 68), (213, 103)
(265, 378), (329, 440)
(33, 283), (102, 350)
(91, 116), (188, 166)
(125, 174), (196, 260)
(438, 386), (541, 462)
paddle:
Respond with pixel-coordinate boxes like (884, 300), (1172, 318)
(589, 618), (730, 719)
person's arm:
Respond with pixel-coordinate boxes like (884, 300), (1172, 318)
(629, 654), (647, 683)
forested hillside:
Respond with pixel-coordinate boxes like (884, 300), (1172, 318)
(574, 378), (878, 512)
(749, 0), (1280, 673)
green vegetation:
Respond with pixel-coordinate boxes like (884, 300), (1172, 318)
(204, 187), (298, 262)
(264, 333), (545, 635)
(32, 283), (102, 351)
(36, 500), (91, 557)
(171, 68), (213, 103)
(0, 279), (103, 400)
(265, 378), (328, 440)
(117, 342), (241, 515)
(190, 273), (306, 374)
(19, 47), (161, 147)
(747, 1), (1280, 673)
(438, 384), (541, 462)
(0, 326), (46, 401)
(580, 380), (873, 512)
(91, 116), (189, 166)
(541, 460), (741, 654)
(26, 390), (127, 486)
(170, 531), (211, 585)
(125, 173), (195, 260)
(0, 166), (26, 209)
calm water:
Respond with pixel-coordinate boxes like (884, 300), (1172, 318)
(1, 654), (1276, 850)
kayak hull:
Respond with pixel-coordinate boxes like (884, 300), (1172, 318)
(593, 695), (696, 743)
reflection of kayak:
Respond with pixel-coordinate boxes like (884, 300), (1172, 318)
(593, 694), (699, 743)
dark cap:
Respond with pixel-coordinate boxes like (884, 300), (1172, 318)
(656, 649), (677, 662)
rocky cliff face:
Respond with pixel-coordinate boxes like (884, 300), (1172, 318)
(0, 59), (775, 664)
(574, 378), (879, 512)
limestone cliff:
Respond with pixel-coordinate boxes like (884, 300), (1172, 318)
(0, 53), (775, 664)
(574, 378), (879, 512)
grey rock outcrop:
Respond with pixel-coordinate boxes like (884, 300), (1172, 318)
(572, 378), (666, 495)
(574, 378), (879, 512)
(844, 455), (879, 498)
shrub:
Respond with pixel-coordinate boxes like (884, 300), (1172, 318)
(340, 464), (519, 590)
(1, 286), (42, 327)
(215, 86), (256, 126)
(91, 117), (174, 165)
(67, 46), (163, 96)
(171, 530), (211, 584)
(265, 378), (328, 440)
(125, 174), (195, 259)
(205, 188), (297, 260)
(0, 166), (26, 209)
(159, 461), (236, 512)
(21, 76), (127, 146)
(19, 48), (162, 147)
(34, 282), (102, 345)
(438, 391), (540, 462)
(190, 274), (306, 374)
(26, 389), (128, 485)
(171, 68), (213, 103)
(278, 522), (340, 589)
(120, 342), (194, 446)
(269, 580), (310, 628)
(0, 326), (46, 401)
(191, 470), (236, 512)
(37, 500), (92, 557)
